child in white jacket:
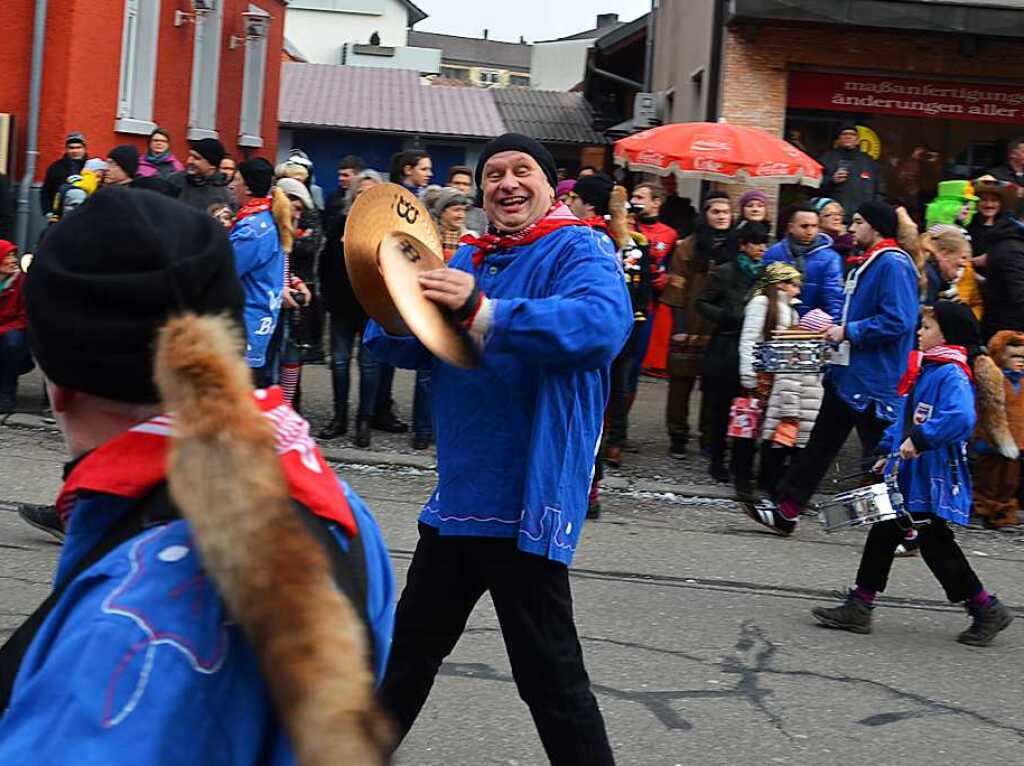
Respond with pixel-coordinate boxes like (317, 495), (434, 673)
(736, 262), (826, 498)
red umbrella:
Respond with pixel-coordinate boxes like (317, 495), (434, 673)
(614, 122), (823, 188)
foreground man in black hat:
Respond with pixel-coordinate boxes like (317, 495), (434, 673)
(367, 134), (630, 764)
(0, 188), (395, 764)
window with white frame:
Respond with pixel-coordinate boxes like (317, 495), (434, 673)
(188, 1), (224, 140)
(238, 5), (271, 147)
(115, 0), (160, 134)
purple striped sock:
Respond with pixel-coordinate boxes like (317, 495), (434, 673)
(970, 589), (992, 607)
(853, 585), (876, 605)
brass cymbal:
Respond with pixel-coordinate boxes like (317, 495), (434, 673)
(344, 183), (443, 335)
(378, 231), (479, 369)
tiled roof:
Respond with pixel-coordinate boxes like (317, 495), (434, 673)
(279, 63), (506, 139)
(491, 88), (607, 145)
(407, 31), (531, 70)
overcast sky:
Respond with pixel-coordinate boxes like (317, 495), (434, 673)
(414, 0), (653, 43)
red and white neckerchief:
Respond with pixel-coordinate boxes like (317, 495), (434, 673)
(462, 203), (586, 267)
(232, 196), (272, 226)
(577, 215), (610, 233)
(896, 344), (973, 396)
(56, 387), (356, 535)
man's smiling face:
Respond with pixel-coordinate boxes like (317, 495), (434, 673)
(481, 151), (553, 233)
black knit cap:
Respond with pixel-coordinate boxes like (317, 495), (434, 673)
(836, 120), (858, 138)
(933, 300), (982, 349)
(26, 187), (244, 403)
(856, 200), (898, 238)
(108, 144), (140, 177)
(191, 137), (226, 167)
(238, 157), (274, 198)
(574, 172), (615, 215)
(475, 133), (559, 192)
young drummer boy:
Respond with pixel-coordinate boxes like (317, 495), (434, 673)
(811, 301), (1014, 646)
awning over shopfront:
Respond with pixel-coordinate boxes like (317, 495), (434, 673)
(729, 0), (1024, 38)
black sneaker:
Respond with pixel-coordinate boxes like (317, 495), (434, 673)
(668, 439), (687, 460)
(17, 503), (65, 543)
(812, 590), (873, 634)
(742, 498), (796, 537)
(958, 596), (1014, 646)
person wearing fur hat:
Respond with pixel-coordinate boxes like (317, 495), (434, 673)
(972, 330), (1024, 528)
(662, 192), (735, 457)
(229, 157), (288, 386)
(811, 301), (1014, 646)
(818, 122), (884, 220)
(366, 133), (628, 764)
(167, 138), (233, 211)
(745, 200), (919, 535)
(40, 132), (87, 220)
(0, 187), (395, 762)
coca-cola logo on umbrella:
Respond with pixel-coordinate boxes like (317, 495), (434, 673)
(635, 149), (666, 165)
(756, 162), (793, 176)
(691, 139), (732, 153)
(694, 157), (725, 172)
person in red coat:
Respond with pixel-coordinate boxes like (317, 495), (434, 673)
(0, 240), (32, 412)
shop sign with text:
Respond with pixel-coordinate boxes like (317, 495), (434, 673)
(788, 71), (1024, 125)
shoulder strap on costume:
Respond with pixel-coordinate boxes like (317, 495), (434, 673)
(0, 486), (176, 713)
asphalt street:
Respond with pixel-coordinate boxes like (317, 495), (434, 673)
(2, 366), (1023, 765)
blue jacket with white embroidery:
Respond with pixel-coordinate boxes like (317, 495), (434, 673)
(364, 224), (632, 565)
(229, 209), (285, 368)
(877, 362), (975, 525)
(0, 482), (394, 764)
(827, 245), (919, 421)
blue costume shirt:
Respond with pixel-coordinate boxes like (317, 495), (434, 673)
(365, 225), (632, 565)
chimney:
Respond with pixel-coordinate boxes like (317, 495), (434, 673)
(483, 28), (489, 39)
(519, 35), (525, 44)
(596, 13), (619, 27)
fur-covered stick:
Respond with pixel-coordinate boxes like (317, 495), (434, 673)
(153, 313), (392, 765)
(974, 352), (1019, 460)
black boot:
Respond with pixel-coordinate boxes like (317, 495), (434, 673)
(371, 405), (408, 433)
(811, 590), (873, 634)
(958, 596), (1014, 646)
(317, 417), (347, 440)
(354, 418), (372, 448)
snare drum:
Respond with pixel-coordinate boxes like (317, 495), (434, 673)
(818, 481), (905, 533)
(753, 340), (830, 374)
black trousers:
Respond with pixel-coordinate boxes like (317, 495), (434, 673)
(380, 524), (614, 766)
(856, 516), (983, 602)
(775, 382), (889, 507)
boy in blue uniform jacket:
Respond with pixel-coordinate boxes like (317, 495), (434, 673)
(812, 302), (1014, 646)
(0, 188), (394, 763)
(367, 134), (631, 765)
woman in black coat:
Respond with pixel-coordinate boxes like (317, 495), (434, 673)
(696, 221), (769, 482)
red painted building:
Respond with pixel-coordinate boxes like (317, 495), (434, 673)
(1, 0), (286, 195)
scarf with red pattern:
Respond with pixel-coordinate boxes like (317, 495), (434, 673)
(56, 387), (356, 535)
(233, 196), (272, 226)
(462, 203), (586, 267)
(896, 345), (973, 396)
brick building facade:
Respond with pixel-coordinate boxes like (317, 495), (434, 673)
(1, 0), (286, 199)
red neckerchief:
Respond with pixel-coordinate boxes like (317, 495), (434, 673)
(462, 203), (586, 267)
(233, 196), (272, 226)
(896, 345), (972, 396)
(578, 215), (609, 232)
(56, 387), (356, 535)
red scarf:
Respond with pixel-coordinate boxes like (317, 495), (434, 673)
(577, 215), (609, 232)
(56, 387), (356, 535)
(896, 345), (973, 396)
(233, 196), (272, 226)
(462, 203), (586, 267)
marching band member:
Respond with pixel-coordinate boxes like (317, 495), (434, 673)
(366, 133), (631, 765)
(811, 302), (1014, 646)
